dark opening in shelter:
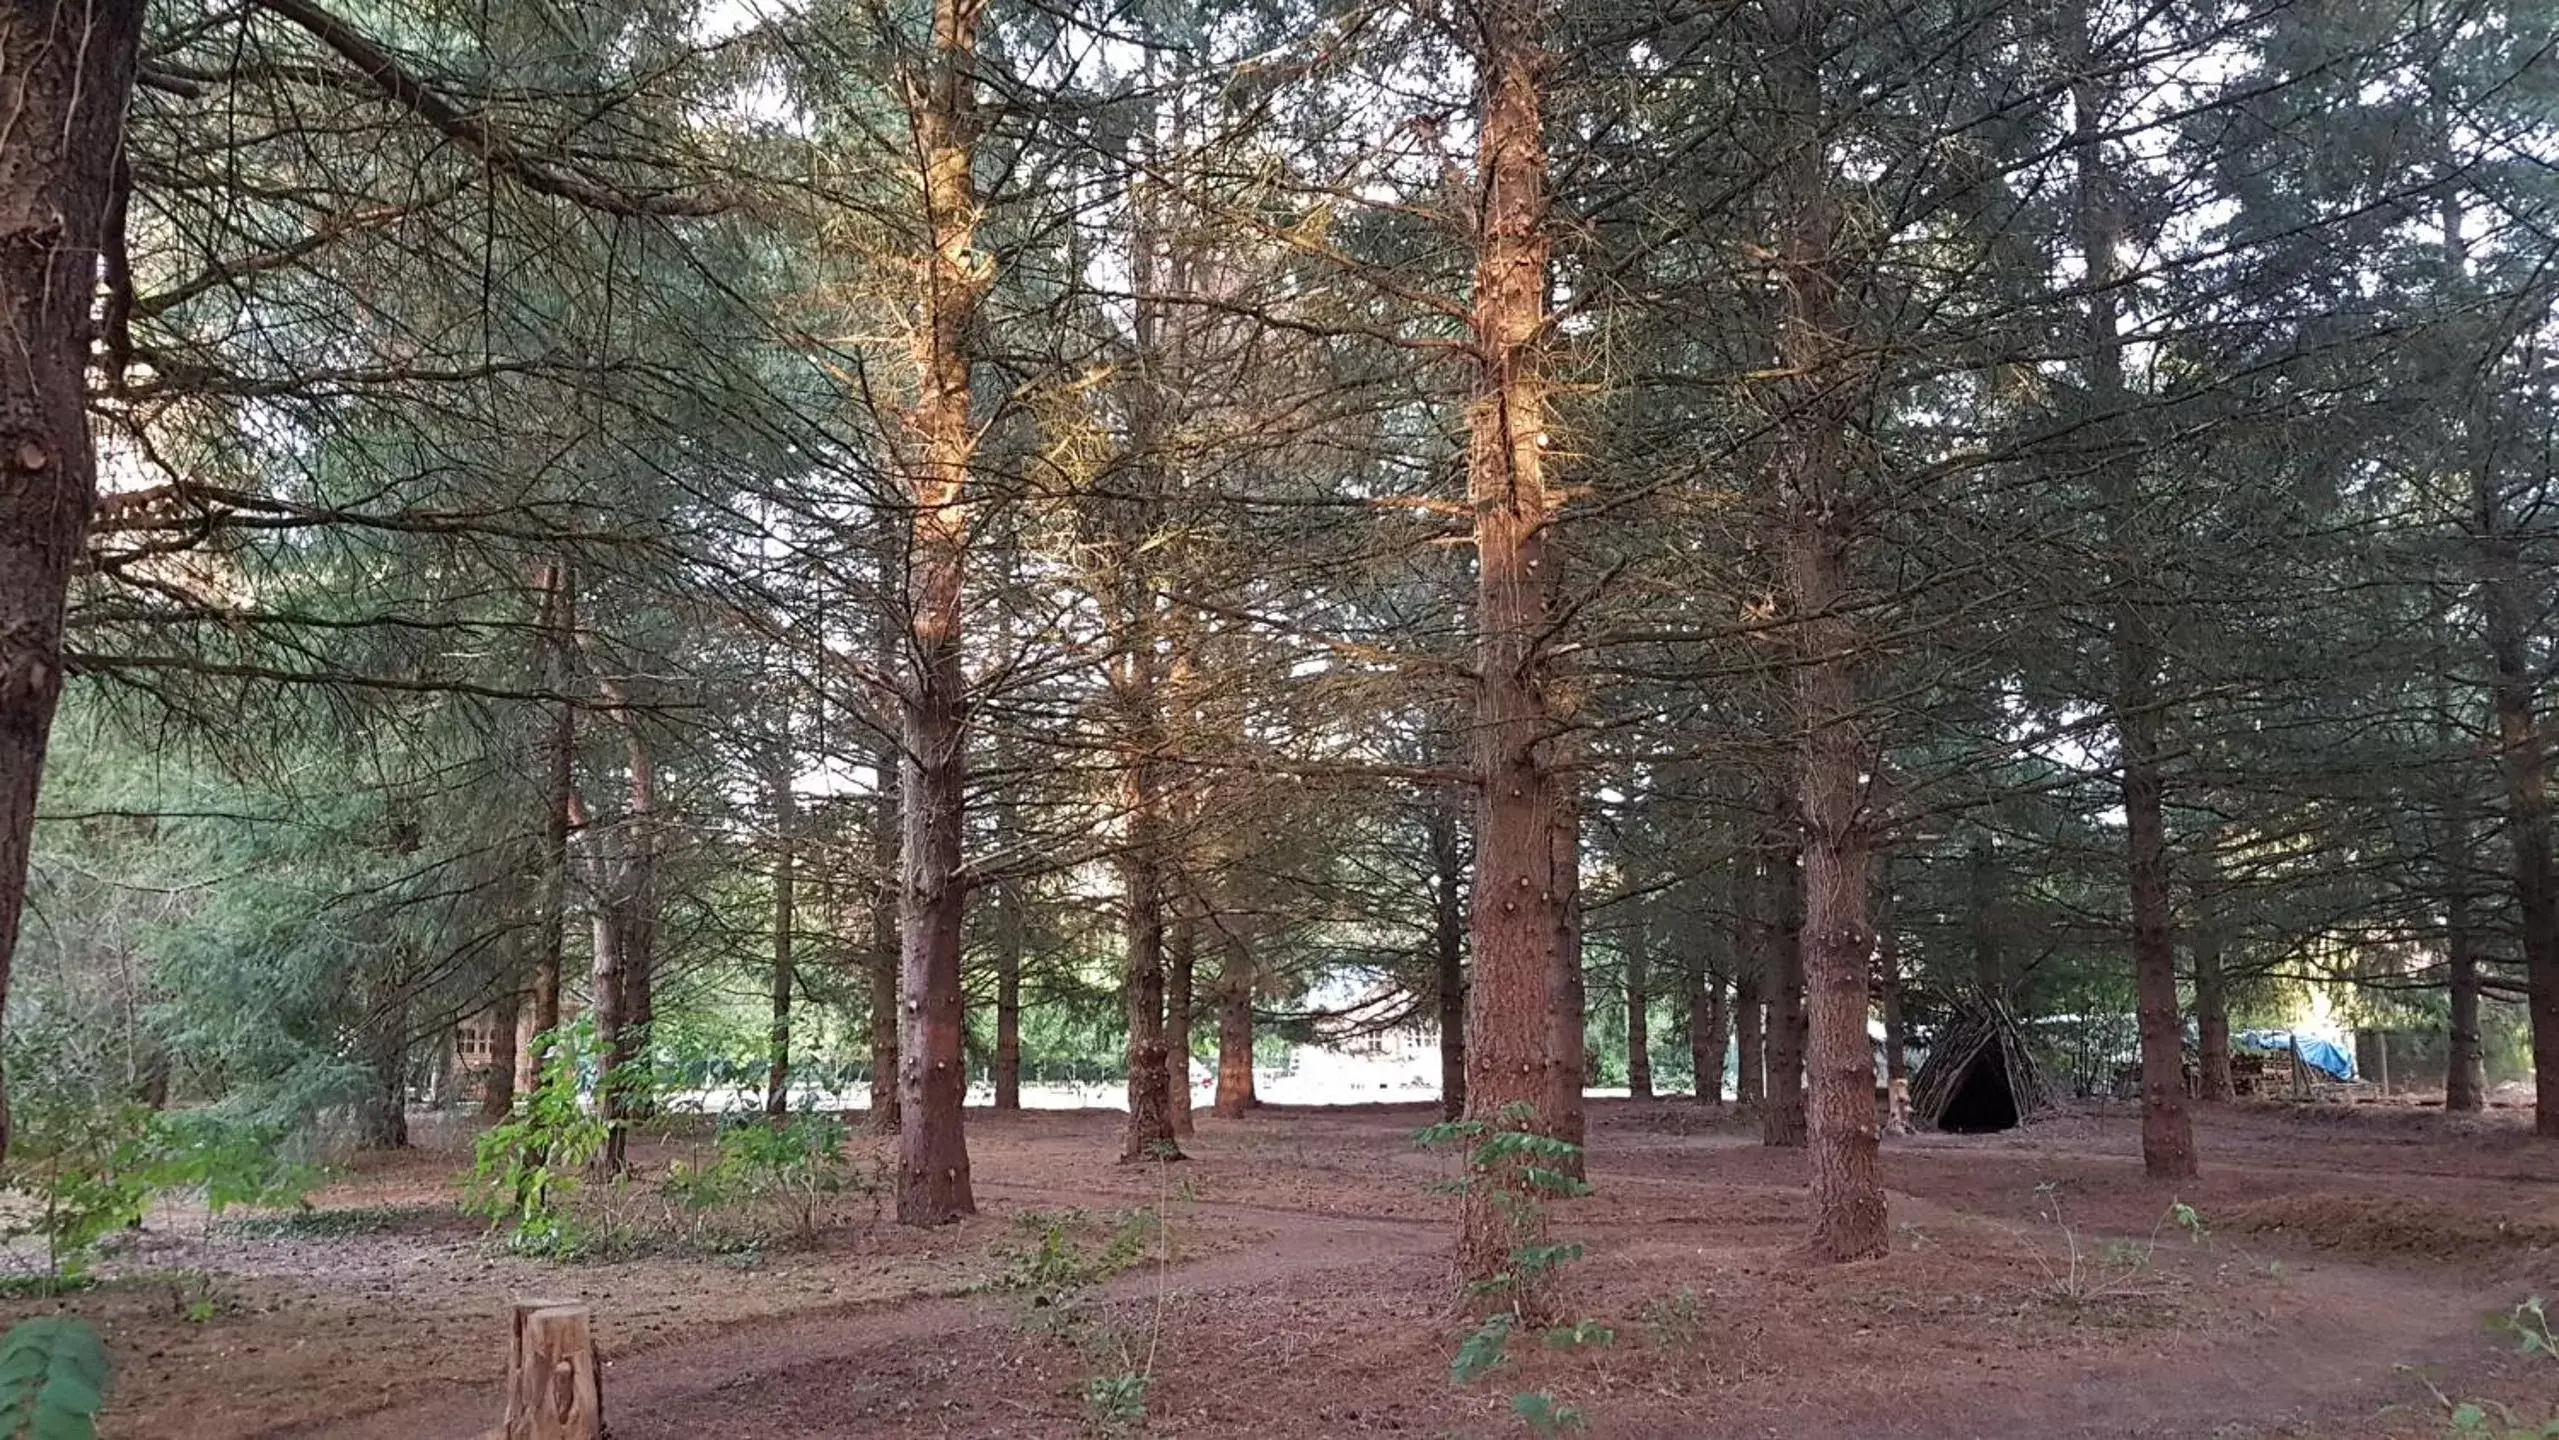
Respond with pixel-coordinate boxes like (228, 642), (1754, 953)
(1939, 1051), (2021, 1133)
(1910, 1000), (2052, 1134)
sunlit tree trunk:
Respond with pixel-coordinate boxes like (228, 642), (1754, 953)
(890, 0), (990, 1225)
(1457, 0), (1566, 1296)
(0, 0), (145, 1166)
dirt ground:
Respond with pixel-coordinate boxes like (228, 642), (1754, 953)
(9, 1098), (2558, 1438)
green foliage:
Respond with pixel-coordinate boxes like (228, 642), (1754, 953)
(1510, 1392), (1587, 1439)
(663, 1110), (871, 1246)
(2446, 1401), (2559, 1438)
(989, 1208), (1161, 1314)
(1422, 1109), (1603, 1434)
(1451, 1314), (1515, 1385)
(465, 1021), (610, 1256)
(2499, 1297), (2558, 1362)
(1082, 1371), (1148, 1435)
(0, 1098), (314, 1294)
(0, 1318), (112, 1440)
(1542, 1320), (1614, 1352)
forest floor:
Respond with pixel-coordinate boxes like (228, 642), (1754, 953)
(13, 1096), (2559, 1438)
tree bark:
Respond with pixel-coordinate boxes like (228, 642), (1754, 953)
(1691, 964), (1728, 1106)
(1429, 791), (1468, 1120)
(481, 989), (520, 1121)
(1762, 847), (1808, 1149)
(522, 562), (574, 1100)
(2446, 800), (2486, 1112)
(994, 879), (1023, 1111)
(1625, 903), (1653, 1100)
(0, 0), (145, 1166)
(1168, 902), (1196, 1137)
(1764, 0), (1885, 1256)
(1736, 967), (1766, 1109)
(1457, 0), (1565, 1296)
(869, 736), (901, 1132)
(2476, 485), (2559, 1135)
(2193, 907), (2232, 1103)
(1214, 926), (1257, 1117)
(1548, 770), (1587, 1172)
(892, 0), (988, 1224)
(2067, 0), (2194, 1179)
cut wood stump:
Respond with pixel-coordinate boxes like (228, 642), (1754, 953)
(501, 1300), (605, 1440)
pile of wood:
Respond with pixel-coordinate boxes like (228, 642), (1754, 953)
(1909, 999), (2054, 1132)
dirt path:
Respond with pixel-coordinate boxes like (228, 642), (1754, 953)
(262, 1105), (2555, 1438)
(276, 1193), (1436, 1440)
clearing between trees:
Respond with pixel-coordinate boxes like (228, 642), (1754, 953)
(28, 1098), (2559, 1440)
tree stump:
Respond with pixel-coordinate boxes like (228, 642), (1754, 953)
(502, 1300), (605, 1440)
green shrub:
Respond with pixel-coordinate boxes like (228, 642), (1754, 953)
(466, 1020), (610, 1256)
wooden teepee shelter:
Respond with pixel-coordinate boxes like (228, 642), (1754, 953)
(1909, 1000), (2053, 1133)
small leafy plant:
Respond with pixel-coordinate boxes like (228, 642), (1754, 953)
(466, 1020), (611, 1256)
(0, 1098), (314, 1295)
(0, 1317), (112, 1440)
(1418, 1106), (1606, 1435)
(664, 1109), (864, 1247)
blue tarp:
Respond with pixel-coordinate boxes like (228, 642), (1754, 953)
(2233, 1029), (2358, 1082)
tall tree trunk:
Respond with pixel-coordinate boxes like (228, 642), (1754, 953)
(2476, 484), (2559, 1136)
(1878, 916), (1909, 1136)
(1457, 0), (1565, 1295)
(994, 879), (1024, 1111)
(1762, 847), (1808, 1148)
(2068, 0), (2194, 1179)
(1548, 770), (1587, 1172)
(1429, 792), (1468, 1120)
(481, 990), (519, 1121)
(2446, 801), (2486, 1112)
(1767, 0), (1885, 1256)
(2193, 907), (2232, 1103)
(1214, 927), (1257, 1117)
(766, 762), (796, 1118)
(522, 562), (574, 1098)
(355, 1000), (410, 1151)
(1736, 967), (1766, 1109)
(869, 737), (901, 1132)
(0, 0), (145, 1166)
(890, 0), (989, 1225)
(1625, 903), (1653, 1100)
(1168, 903), (1196, 1137)
(1691, 960), (1728, 1106)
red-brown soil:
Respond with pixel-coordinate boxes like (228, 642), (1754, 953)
(11, 1099), (2559, 1438)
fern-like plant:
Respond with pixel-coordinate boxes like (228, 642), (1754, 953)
(0, 1317), (111, 1440)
